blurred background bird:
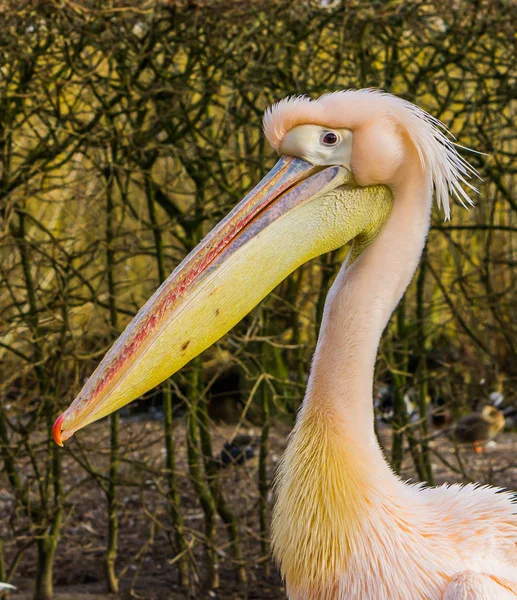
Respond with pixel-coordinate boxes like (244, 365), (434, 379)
(453, 405), (505, 453)
(214, 433), (258, 469)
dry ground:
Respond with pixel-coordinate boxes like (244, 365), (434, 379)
(3, 418), (517, 600)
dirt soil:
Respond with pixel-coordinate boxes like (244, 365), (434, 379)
(4, 418), (517, 600)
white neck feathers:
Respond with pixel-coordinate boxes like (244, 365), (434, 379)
(272, 164), (434, 595)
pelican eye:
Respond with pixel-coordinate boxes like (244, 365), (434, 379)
(321, 131), (339, 146)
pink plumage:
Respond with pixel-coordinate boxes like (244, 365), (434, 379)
(268, 90), (516, 599)
(263, 89), (477, 220)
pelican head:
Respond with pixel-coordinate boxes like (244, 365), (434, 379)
(53, 89), (473, 445)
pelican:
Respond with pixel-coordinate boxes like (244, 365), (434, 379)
(53, 90), (517, 599)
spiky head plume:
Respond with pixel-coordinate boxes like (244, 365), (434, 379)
(263, 89), (478, 220)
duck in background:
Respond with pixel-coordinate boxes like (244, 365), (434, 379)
(374, 384), (419, 425)
(214, 433), (258, 469)
(453, 405), (505, 454)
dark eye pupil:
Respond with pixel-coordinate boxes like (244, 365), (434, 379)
(323, 132), (338, 145)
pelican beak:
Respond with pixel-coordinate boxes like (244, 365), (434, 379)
(53, 156), (392, 445)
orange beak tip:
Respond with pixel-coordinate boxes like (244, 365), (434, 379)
(52, 413), (65, 447)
